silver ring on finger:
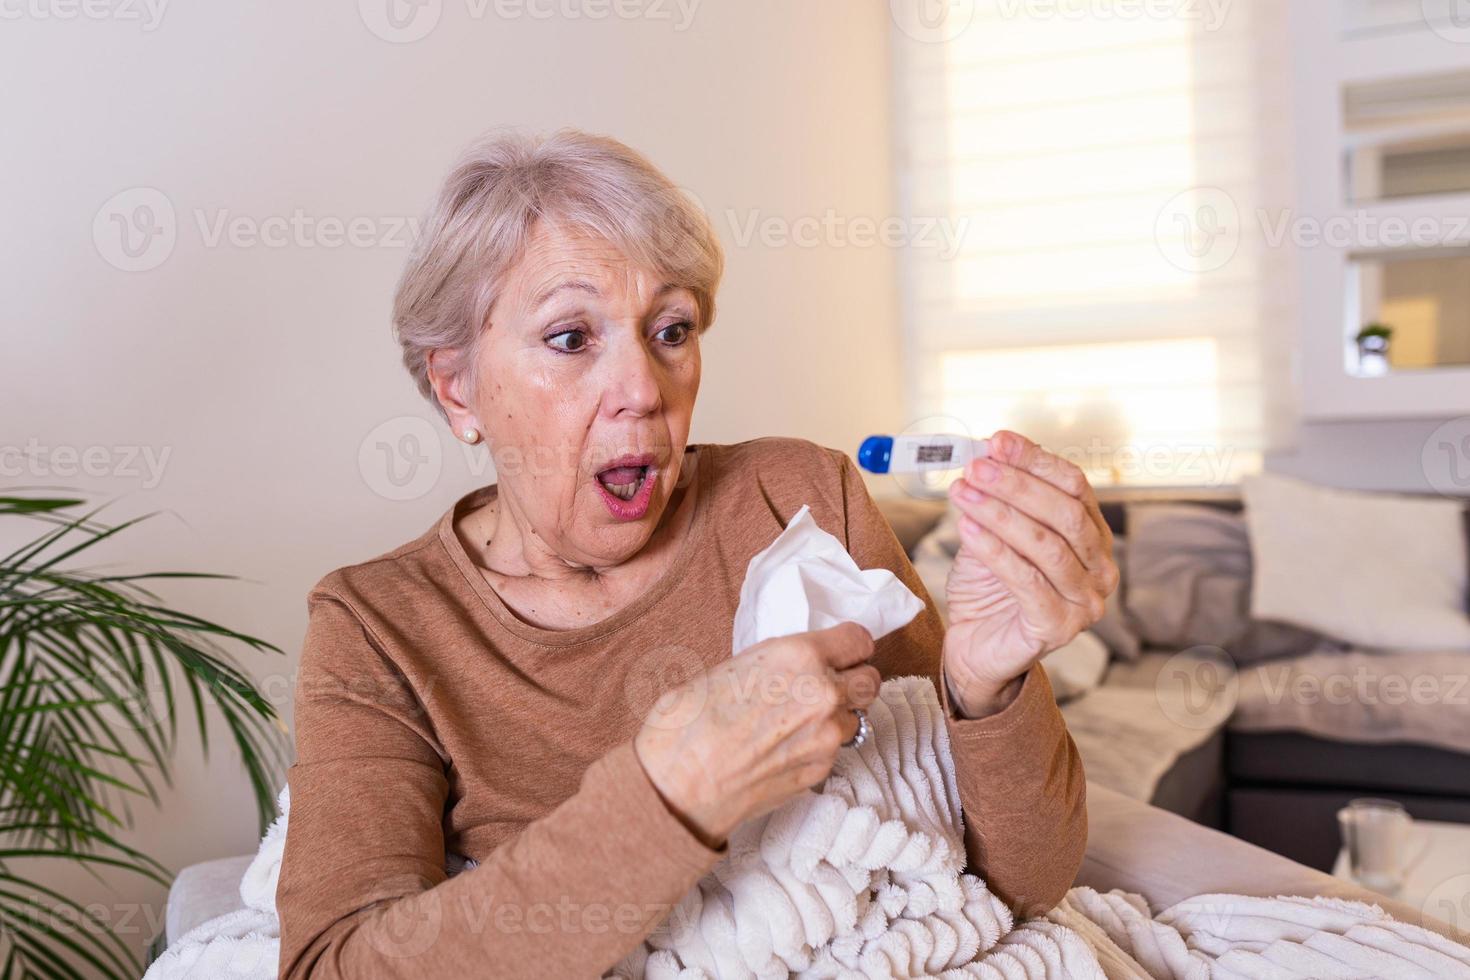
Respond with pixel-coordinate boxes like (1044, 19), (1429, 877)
(841, 708), (870, 750)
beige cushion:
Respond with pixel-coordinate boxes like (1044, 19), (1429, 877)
(1062, 650), (1232, 802)
(1040, 631), (1109, 702)
(1243, 474), (1470, 650)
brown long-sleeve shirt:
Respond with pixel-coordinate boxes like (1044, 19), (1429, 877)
(276, 437), (1086, 979)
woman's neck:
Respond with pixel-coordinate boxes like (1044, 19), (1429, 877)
(458, 451), (701, 629)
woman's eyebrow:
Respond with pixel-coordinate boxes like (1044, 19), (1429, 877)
(531, 278), (685, 312)
(532, 279), (600, 311)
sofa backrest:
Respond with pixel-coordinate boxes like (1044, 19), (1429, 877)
(877, 484), (1468, 555)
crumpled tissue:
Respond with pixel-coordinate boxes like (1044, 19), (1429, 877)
(731, 504), (926, 654)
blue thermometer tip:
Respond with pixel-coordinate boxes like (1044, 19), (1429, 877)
(857, 435), (894, 474)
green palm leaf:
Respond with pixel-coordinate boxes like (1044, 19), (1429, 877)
(0, 492), (286, 979)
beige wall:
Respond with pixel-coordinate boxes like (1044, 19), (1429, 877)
(1, 0), (906, 959)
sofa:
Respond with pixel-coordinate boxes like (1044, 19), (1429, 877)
(156, 779), (1470, 960)
(153, 482), (1470, 963)
(878, 484), (1470, 874)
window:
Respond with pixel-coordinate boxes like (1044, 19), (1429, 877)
(892, 1), (1298, 487)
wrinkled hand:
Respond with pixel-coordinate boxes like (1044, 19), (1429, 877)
(942, 431), (1118, 719)
(634, 622), (880, 848)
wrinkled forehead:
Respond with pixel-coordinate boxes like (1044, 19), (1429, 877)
(500, 218), (701, 318)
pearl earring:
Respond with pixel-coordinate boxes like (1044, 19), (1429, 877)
(462, 428), (480, 444)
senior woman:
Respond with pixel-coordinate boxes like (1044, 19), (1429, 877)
(276, 130), (1114, 980)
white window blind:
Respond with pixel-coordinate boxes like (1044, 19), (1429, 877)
(893, 0), (1298, 487)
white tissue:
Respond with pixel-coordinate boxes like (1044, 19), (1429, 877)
(731, 504), (927, 655)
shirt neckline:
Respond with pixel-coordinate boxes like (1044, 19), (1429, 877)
(437, 444), (715, 647)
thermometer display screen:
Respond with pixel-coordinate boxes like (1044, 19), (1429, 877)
(915, 444), (955, 464)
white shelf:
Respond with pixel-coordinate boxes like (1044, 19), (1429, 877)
(1292, 1), (1470, 422)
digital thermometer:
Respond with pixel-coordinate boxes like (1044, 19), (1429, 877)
(857, 434), (989, 474)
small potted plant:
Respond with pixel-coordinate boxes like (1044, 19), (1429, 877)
(1355, 322), (1393, 376)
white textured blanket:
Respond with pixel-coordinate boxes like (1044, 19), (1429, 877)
(603, 675), (1470, 980)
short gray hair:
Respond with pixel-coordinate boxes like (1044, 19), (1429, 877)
(392, 128), (724, 415)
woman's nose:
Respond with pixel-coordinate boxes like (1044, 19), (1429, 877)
(601, 339), (663, 418)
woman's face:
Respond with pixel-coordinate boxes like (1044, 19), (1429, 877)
(461, 222), (702, 568)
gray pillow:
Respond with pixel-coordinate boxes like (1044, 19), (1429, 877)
(877, 497), (949, 557)
(1124, 504), (1323, 664)
(1092, 537), (1141, 662)
(1040, 630), (1110, 702)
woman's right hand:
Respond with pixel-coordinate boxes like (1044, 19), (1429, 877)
(634, 622), (881, 849)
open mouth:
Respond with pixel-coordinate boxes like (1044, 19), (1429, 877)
(596, 464), (650, 501)
(593, 454), (658, 519)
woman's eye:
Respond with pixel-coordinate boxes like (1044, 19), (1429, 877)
(655, 321), (693, 345)
(545, 329), (588, 352)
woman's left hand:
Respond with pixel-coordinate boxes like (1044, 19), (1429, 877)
(942, 430), (1119, 718)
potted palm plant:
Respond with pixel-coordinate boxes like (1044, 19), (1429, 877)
(0, 492), (285, 979)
